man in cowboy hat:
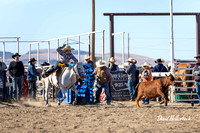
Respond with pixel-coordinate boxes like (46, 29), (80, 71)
(42, 44), (78, 78)
(126, 58), (137, 101)
(0, 57), (7, 70)
(193, 55), (200, 106)
(83, 55), (94, 70)
(93, 60), (112, 105)
(152, 58), (168, 74)
(27, 58), (41, 99)
(8, 53), (24, 100)
(108, 57), (119, 72)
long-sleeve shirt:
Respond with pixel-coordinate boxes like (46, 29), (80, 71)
(126, 63), (136, 81)
(152, 64), (168, 72)
(8, 60), (24, 77)
(57, 45), (78, 65)
(27, 64), (40, 81)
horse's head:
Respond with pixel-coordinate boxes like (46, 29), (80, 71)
(73, 62), (85, 80)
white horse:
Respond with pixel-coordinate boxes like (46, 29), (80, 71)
(42, 62), (85, 105)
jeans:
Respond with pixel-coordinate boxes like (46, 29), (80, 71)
(142, 98), (149, 104)
(45, 61), (60, 75)
(128, 79), (136, 100)
(28, 80), (37, 99)
(195, 81), (200, 104)
(96, 82), (111, 103)
(12, 76), (23, 99)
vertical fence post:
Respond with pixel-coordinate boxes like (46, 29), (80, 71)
(122, 32), (125, 64)
(48, 41), (50, 63)
(88, 34), (90, 56)
(57, 39), (59, 60)
(3, 42), (5, 63)
(29, 43), (31, 63)
(17, 38), (19, 54)
(102, 30), (105, 60)
(78, 36), (80, 61)
(37, 42), (40, 67)
(66, 38), (68, 46)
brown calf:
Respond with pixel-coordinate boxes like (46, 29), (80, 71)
(135, 74), (175, 108)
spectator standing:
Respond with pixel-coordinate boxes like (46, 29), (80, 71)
(8, 53), (24, 100)
(27, 58), (41, 99)
(141, 62), (152, 104)
(108, 57), (119, 72)
(0, 57), (7, 70)
(193, 55), (200, 106)
(93, 60), (112, 105)
(83, 55), (94, 70)
(126, 58), (137, 101)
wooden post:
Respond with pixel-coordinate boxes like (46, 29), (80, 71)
(196, 14), (200, 55)
(110, 15), (114, 58)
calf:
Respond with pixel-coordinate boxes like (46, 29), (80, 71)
(135, 74), (175, 108)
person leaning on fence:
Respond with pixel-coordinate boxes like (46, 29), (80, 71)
(41, 44), (78, 78)
(108, 57), (119, 72)
(126, 58), (137, 101)
(27, 58), (41, 99)
(8, 53), (24, 101)
(93, 60), (112, 105)
(141, 62), (152, 104)
(0, 57), (7, 71)
(192, 55), (200, 106)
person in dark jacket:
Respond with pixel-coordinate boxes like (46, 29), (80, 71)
(108, 57), (119, 72)
(8, 53), (24, 100)
(27, 58), (41, 99)
(152, 58), (168, 75)
(193, 55), (200, 106)
(126, 58), (137, 101)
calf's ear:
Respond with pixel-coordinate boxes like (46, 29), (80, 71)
(165, 74), (168, 76)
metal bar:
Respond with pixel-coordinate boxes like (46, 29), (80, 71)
(122, 32), (125, 64)
(196, 14), (200, 55)
(174, 62), (196, 64)
(110, 15), (114, 58)
(66, 38), (68, 46)
(17, 38), (19, 54)
(0, 41), (49, 43)
(88, 34), (90, 56)
(0, 37), (20, 39)
(37, 43), (40, 67)
(48, 41), (50, 63)
(175, 80), (195, 83)
(175, 93), (197, 95)
(29, 43), (31, 62)
(102, 30), (105, 60)
(128, 33), (130, 59)
(175, 99), (199, 101)
(103, 12), (200, 16)
(175, 74), (193, 76)
(175, 87), (196, 89)
(3, 42), (5, 62)
(175, 68), (193, 70)
(78, 36), (80, 61)
(57, 39), (59, 60)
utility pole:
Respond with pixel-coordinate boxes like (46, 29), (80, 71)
(128, 33), (130, 59)
(92, 0), (95, 62)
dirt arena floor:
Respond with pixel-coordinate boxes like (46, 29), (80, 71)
(0, 99), (199, 133)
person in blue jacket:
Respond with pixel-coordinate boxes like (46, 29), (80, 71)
(27, 58), (41, 99)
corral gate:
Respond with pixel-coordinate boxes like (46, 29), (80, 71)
(174, 60), (198, 103)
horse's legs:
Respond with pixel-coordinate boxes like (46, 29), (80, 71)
(45, 81), (50, 105)
(72, 85), (78, 105)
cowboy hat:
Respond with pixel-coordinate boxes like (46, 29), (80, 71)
(126, 58), (137, 63)
(194, 55), (200, 58)
(108, 57), (116, 62)
(12, 53), (21, 59)
(84, 55), (90, 60)
(142, 62), (150, 67)
(96, 60), (106, 67)
(63, 46), (75, 52)
(28, 58), (37, 63)
(41, 61), (50, 66)
(155, 58), (165, 63)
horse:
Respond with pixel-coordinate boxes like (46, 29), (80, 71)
(42, 62), (85, 105)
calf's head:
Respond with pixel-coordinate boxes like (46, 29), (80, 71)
(166, 74), (175, 86)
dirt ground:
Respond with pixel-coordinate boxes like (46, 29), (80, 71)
(0, 99), (199, 133)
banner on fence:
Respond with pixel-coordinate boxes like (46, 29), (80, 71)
(110, 71), (130, 101)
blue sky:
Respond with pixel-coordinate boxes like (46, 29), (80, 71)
(0, 0), (200, 61)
